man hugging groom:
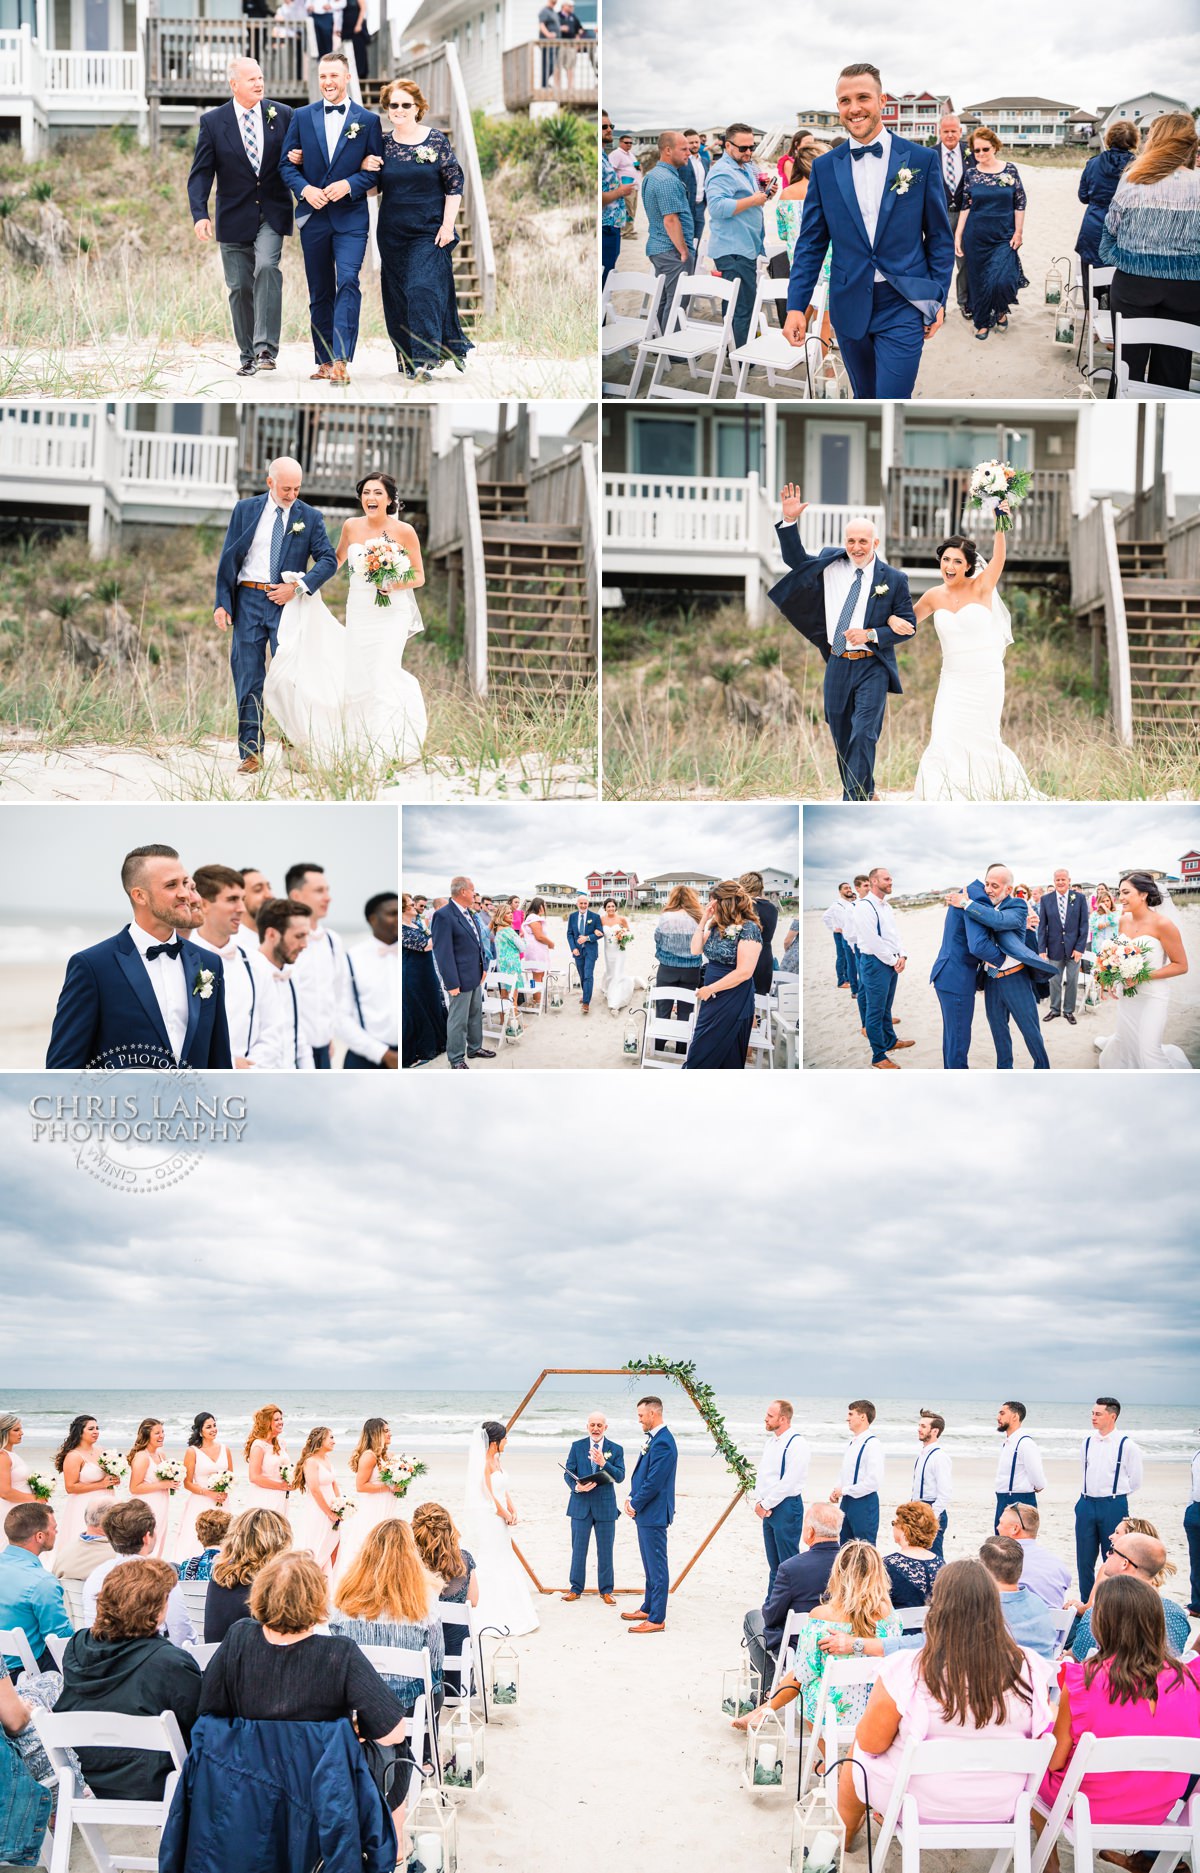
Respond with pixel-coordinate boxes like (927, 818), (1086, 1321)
(933, 867), (1056, 1069)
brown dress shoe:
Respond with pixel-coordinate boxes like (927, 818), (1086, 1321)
(872, 1058), (901, 1069)
(620, 1608), (648, 1621)
(562, 1592), (581, 1602)
(601, 1594), (616, 1605)
(890, 1039), (916, 1050)
(628, 1621), (665, 1634)
(310, 363), (332, 380)
(237, 755), (261, 774)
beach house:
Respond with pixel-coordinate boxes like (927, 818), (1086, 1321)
(1099, 92), (1192, 134)
(585, 869), (639, 906)
(960, 97), (1079, 147)
(397, 0), (596, 117)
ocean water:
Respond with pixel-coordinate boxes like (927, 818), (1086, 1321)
(0, 914), (110, 966)
(7, 1389), (1196, 1464)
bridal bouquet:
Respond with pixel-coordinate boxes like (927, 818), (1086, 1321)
(385, 1455), (428, 1500)
(332, 1498), (357, 1528)
(98, 1451), (129, 1483)
(208, 1468), (234, 1498)
(25, 1472), (53, 1502)
(615, 929), (636, 951)
(362, 539), (416, 609)
(154, 1459), (183, 1489)
(1093, 935), (1154, 997)
(968, 459), (1033, 532)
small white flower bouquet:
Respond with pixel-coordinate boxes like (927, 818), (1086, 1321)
(209, 1469), (234, 1497)
(26, 1472), (54, 1502)
(278, 1463), (294, 1487)
(154, 1459), (183, 1490)
(1094, 936), (1153, 998)
(968, 458), (1033, 533)
(98, 1451), (129, 1483)
(385, 1455), (428, 1499)
(333, 1498), (357, 1527)
(362, 538), (416, 609)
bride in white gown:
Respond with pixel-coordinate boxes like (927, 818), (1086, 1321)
(599, 900), (636, 1010)
(912, 526), (1044, 802)
(263, 471), (427, 766)
(1097, 872), (1192, 1070)
(464, 1420), (539, 1638)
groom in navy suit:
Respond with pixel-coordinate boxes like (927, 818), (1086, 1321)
(567, 894), (603, 1012)
(214, 457), (338, 772)
(785, 62), (955, 398)
(280, 51), (383, 383)
(622, 1397), (678, 1633)
(951, 868), (1054, 1069)
(768, 485), (916, 801)
(563, 1412), (626, 1603)
(47, 845), (233, 1070)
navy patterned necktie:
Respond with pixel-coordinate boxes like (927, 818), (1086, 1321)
(242, 109), (260, 174)
(831, 566), (864, 656)
(269, 504), (285, 584)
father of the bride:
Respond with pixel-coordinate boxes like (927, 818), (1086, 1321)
(622, 1396), (678, 1635)
(563, 1412), (626, 1604)
(47, 845), (233, 1070)
(187, 58), (295, 378)
(784, 62), (954, 397)
(949, 868), (1053, 1070)
(214, 457), (337, 774)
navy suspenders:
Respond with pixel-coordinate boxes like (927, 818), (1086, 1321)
(852, 1434), (876, 1487)
(918, 1448), (937, 1501)
(241, 954), (256, 1056)
(778, 1432), (801, 1481)
(1008, 1434), (1027, 1493)
(289, 980), (300, 1068)
(1084, 1435), (1128, 1497)
(346, 951), (365, 1025)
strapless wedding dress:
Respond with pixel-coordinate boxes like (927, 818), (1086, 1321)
(601, 926), (636, 1010)
(263, 539), (427, 764)
(912, 601), (1044, 802)
(466, 1466), (539, 1637)
(1097, 934), (1191, 1070)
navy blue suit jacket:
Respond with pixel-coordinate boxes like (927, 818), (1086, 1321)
(787, 135), (955, 335)
(564, 1437), (626, 1522)
(930, 903), (1006, 995)
(567, 909), (603, 954)
(215, 496), (338, 618)
(629, 1427), (677, 1527)
(768, 526), (917, 696)
(761, 1539), (838, 1654)
(186, 99), (295, 244)
(46, 930), (233, 1070)
(280, 101), (383, 232)
(963, 884), (1058, 976)
(943, 149), (978, 215)
(1037, 890), (1089, 960)
(430, 901), (486, 993)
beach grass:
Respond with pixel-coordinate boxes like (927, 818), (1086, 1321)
(601, 591), (1200, 801)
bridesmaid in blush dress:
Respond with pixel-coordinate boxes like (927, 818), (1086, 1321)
(176, 1411), (233, 1563)
(291, 1426), (345, 1580)
(127, 1418), (177, 1559)
(0, 1413), (36, 1548)
(334, 1417), (402, 1583)
(244, 1404), (293, 1520)
(54, 1414), (120, 1549)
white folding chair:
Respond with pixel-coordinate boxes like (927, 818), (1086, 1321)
(177, 1580), (210, 1634)
(626, 274), (740, 401)
(747, 993), (775, 1069)
(798, 1656), (880, 1791)
(870, 1731), (1057, 1873)
(0, 1627), (40, 1676)
(769, 1608), (804, 1694)
(601, 269), (665, 397)
(1112, 314), (1200, 400)
(182, 1640), (220, 1669)
(640, 985), (698, 1068)
(1047, 1605), (1079, 1658)
(895, 1604), (930, 1632)
(437, 1603), (481, 1713)
(1079, 263), (1115, 382)
(61, 1580), (85, 1630)
(481, 966), (507, 1046)
(728, 275), (826, 397)
(356, 1642), (438, 1787)
(1031, 1732), (1200, 1873)
(32, 1706), (188, 1873)
(773, 975), (800, 1068)
(43, 1632), (69, 1670)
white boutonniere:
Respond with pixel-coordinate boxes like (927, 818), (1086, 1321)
(266, 105), (277, 125)
(873, 582), (889, 596)
(193, 968), (215, 1001)
(640, 1436), (651, 1455)
(890, 166), (915, 196)
(603, 1449), (613, 1461)
(347, 122), (360, 140)
(291, 520), (306, 534)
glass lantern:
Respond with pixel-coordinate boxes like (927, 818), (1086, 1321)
(548, 972), (566, 1011)
(622, 1010), (643, 1056)
(1053, 304), (1076, 345)
(789, 1783), (846, 1873)
(721, 1661), (761, 1719)
(405, 1783), (459, 1873)
(442, 1707), (486, 1793)
(743, 1707), (787, 1789)
(489, 1638), (520, 1711)
(1044, 262), (1063, 306)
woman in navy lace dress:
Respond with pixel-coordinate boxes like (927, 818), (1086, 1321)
(956, 127), (1028, 338)
(883, 1501), (944, 1608)
(363, 79), (474, 379)
(682, 881), (763, 1070)
(402, 894), (446, 1068)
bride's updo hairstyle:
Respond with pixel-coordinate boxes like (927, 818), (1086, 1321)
(937, 535), (979, 576)
(1119, 871), (1164, 907)
(482, 1419), (509, 1451)
(356, 471), (402, 516)
(708, 880), (763, 936)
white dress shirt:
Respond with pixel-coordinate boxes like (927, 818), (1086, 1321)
(237, 100), (263, 171)
(126, 919), (190, 1062)
(1190, 1451), (1200, 1504)
(689, 152), (706, 202)
(1080, 1428), (1143, 1498)
(821, 898), (847, 936)
(941, 141), (963, 195)
(839, 1429), (884, 1500)
(912, 1442), (952, 1518)
(82, 1554), (195, 1648)
(822, 550), (877, 648)
(290, 924), (348, 1049)
(854, 891), (903, 965)
(337, 937), (397, 1063)
(995, 1431), (1046, 1495)
(192, 932), (260, 1066)
(247, 951), (312, 1071)
(754, 1429), (810, 1512)
(239, 495), (300, 584)
(323, 99), (348, 163)
(848, 124), (890, 279)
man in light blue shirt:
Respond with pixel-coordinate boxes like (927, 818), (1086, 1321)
(0, 1504), (73, 1673)
(704, 120), (768, 348)
(997, 1501), (1073, 1609)
(642, 130), (695, 335)
(980, 1535), (1059, 1660)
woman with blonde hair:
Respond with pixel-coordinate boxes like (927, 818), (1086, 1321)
(491, 899), (527, 1038)
(289, 1427), (345, 1580)
(243, 1404), (292, 1516)
(0, 1414), (37, 1532)
(683, 881), (763, 1069)
(331, 1521), (444, 1784)
(127, 1418), (176, 1559)
(1102, 111), (1200, 390)
(732, 1539), (901, 1736)
(205, 1506), (292, 1643)
(333, 1417), (401, 1582)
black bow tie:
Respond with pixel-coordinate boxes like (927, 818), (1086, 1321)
(324, 102), (346, 114)
(145, 941), (181, 961)
(851, 141), (883, 161)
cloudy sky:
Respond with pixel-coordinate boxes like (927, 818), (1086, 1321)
(446, 401), (589, 441)
(0, 806), (397, 924)
(1086, 408), (1200, 496)
(604, 0), (1199, 128)
(403, 803), (798, 896)
(803, 805), (1200, 904)
(1, 1074), (1194, 1400)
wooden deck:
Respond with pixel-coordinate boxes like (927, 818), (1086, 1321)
(886, 466), (1073, 563)
(501, 37), (598, 112)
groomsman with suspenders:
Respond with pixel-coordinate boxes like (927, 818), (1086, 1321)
(1186, 1432), (1200, 1618)
(753, 1400), (810, 1592)
(994, 1399), (1046, 1532)
(1075, 1396), (1143, 1601)
(831, 1399), (884, 1545)
(913, 1410), (952, 1560)
(192, 865), (263, 1068)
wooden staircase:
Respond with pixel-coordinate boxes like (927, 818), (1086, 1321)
(477, 482), (591, 692)
(1118, 540), (1200, 741)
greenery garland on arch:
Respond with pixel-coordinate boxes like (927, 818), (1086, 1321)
(622, 1355), (756, 1494)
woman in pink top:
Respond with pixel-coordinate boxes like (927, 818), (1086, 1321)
(841, 1559), (1054, 1840)
(1036, 1575), (1200, 1862)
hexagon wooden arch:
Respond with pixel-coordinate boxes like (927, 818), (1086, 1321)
(505, 1366), (749, 1598)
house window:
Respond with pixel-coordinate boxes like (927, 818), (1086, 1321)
(905, 426), (1031, 472)
(713, 415), (763, 479)
(631, 416), (699, 476)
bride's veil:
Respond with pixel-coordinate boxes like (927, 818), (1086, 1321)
(971, 552), (1013, 649)
(464, 1424), (489, 1529)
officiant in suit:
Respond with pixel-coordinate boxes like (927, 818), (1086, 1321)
(1037, 870), (1089, 1026)
(47, 845), (233, 1071)
(187, 58), (295, 377)
(936, 114), (975, 319)
(567, 895), (603, 1012)
(563, 1414), (626, 1603)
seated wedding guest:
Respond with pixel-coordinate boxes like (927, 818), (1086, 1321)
(205, 1508), (292, 1643)
(653, 885), (704, 1050)
(1076, 120), (1138, 303)
(0, 1667), (53, 1857)
(837, 1559), (1054, 1844)
(884, 1502), (944, 1607)
(1070, 1530), (1191, 1660)
(57, 1560), (202, 1801)
(411, 1502), (476, 1701)
(402, 893), (446, 1069)
(339, 893), (399, 1070)
(1035, 1575), (1200, 1864)
(732, 1541), (900, 1737)
(176, 1509), (232, 1583)
(52, 1499), (116, 1583)
(82, 1501), (196, 1648)
(979, 1535), (1059, 1660)
(1102, 111), (1200, 391)
(491, 900), (527, 1035)
(0, 1506), (72, 1674)
(743, 1500), (841, 1690)
(683, 881), (764, 1071)
(996, 1502), (1072, 1610)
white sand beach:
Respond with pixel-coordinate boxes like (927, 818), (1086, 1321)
(802, 902), (1200, 1069)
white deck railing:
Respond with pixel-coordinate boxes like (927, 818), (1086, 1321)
(0, 408), (237, 506)
(0, 28), (31, 93)
(0, 406), (100, 475)
(118, 430), (237, 499)
(604, 476), (883, 562)
(0, 28), (141, 104)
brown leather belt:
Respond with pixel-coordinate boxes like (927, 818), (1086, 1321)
(992, 963), (1025, 978)
(839, 648), (874, 661)
(238, 580), (273, 591)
